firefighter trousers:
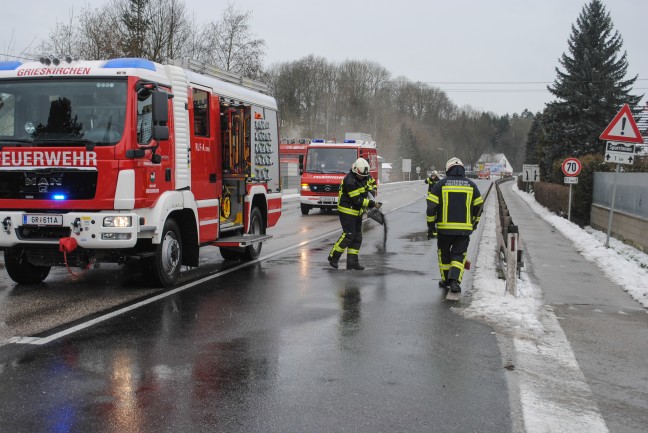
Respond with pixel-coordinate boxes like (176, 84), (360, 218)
(329, 213), (363, 260)
(436, 234), (470, 283)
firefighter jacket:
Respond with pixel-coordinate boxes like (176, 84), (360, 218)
(337, 171), (374, 217)
(425, 175), (439, 193)
(426, 166), (483, 235)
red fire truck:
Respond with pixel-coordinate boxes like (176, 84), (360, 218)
(299, 139), (378, 215)
(0, 57), (281, 287)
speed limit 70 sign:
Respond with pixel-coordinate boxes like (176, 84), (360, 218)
(562, 158), (582, 177)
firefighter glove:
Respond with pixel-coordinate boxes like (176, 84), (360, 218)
(427, 224), (437, 240)
(375, 201), (382, 210)
(368, 200), (375, 209)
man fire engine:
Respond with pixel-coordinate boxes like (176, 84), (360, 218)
(0, 57), (282, 287)
(298, 138), (378, 215)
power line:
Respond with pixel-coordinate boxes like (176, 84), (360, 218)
(442, 87), (648, 93)
(421, 78), (648, 85)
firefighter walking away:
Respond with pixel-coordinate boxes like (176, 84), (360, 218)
(328, 158), (379, 270)
(425, 170), (440, 193)
(426, 157), (483, 293)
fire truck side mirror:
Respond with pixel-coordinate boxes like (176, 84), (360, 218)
(151, 91), (169, 124)
(151, 125), (169, 141)
(151, 91), (170, 142)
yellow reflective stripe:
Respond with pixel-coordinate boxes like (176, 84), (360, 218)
(332, 233), (346, 253)
(426, 215), (436, 223)
(426, 193), (439, 203)
(441, 186), (473, 225)
(337, 206), (362, 216)
(473, 196), (484, 206)
(437, 250), (450, 271)
(438, 222), (473, 230)
(348, 187), (365, 197)
(347, 248), (359, 255)
(362, 198), (369, 208)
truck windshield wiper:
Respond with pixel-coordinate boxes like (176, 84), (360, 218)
(0, 138), (34, 148)
(32, 137), (98, 150)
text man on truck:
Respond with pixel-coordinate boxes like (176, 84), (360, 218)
(0, 57), (281, 287)
(299, 139), (378, 215)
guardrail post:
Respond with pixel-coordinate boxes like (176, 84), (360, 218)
(506, 225), (519, 297)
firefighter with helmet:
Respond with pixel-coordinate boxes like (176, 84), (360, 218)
(328, 157), (379, 270)
(425, 170), (440, 193)
(426, 157), (483, 294)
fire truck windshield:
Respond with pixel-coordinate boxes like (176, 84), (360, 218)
(0, 79), (127, 146)
(305, 148), (357, 174)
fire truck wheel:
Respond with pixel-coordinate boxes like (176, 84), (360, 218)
(149, 218), (182, 287)
(300, 204), (310, 215)
(4, 248), (51, 284)
(242, 207), (264, 260)
(219, 248), (241, 261)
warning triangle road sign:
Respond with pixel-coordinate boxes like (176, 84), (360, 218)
(599, 104), (644, 143)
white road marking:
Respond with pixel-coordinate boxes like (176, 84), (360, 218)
(9, 199), (418, 346)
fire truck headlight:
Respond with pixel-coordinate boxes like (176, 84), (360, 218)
(103, 216), (132, 228)
(301, 183), (310, 191)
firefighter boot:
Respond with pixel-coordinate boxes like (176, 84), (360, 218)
(449, 279), (461, 293)
(346, 254), (365, 270)
(328, 251), (341, 269)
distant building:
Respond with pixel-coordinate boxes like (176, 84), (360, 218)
(476, 153), (513, 176)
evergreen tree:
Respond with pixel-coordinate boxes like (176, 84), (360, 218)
(545, 0), (641, 159)
(121, 0), (150, 58)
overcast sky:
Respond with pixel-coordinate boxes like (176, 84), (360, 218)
(2, 0), (646, 115)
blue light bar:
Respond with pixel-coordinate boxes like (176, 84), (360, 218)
(0, 61), (22, 71)
(103, 58), (156, 71)
(53, 194), (66, 200)
(343, 139), (356, 143)
(311, 139), (325, 143)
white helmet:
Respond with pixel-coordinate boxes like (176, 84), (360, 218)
(352, 158), (370, 177)
(432, 170), (439, 177)
(445, 157), (463, 172)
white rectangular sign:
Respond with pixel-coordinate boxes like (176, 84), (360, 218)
(605, 141), (635, 165)
(564, 177), (578, 184)
(522, 164), (539, 182)
(402, 158), (411, 173)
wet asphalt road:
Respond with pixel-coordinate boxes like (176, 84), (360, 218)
(0, 181), (511, 433)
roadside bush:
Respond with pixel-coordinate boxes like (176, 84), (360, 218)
(542, 153), (611, 226)
(534, 181), (569, 217)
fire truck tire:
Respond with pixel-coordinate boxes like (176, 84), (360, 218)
(219, 248), (241, 261)
(4, 248), (51, 284)
(300, 204), (310, 215)
(149, 218), (182, 287)
(242, 207), (264, 260)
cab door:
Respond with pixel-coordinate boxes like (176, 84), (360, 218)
(189, 87), (220, 242)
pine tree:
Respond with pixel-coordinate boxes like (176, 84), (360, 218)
(121, 0), (150, 58)
(545, 0), (641, 160)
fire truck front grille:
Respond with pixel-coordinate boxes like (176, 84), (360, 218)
(0, 169), (98, 200)
(309, 184), (340, 193)
(17, 226), (71, 241)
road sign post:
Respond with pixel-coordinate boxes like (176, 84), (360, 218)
(562, 158), (581, 222)
(600, 104), (643, 248)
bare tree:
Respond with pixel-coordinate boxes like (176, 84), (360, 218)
(198, 2), (265, 79)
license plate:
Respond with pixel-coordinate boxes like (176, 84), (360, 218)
(320, 197), (336, 203)
(23, 214), (63, 226)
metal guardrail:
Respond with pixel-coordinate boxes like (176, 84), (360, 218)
(494, 178), (524, 296)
